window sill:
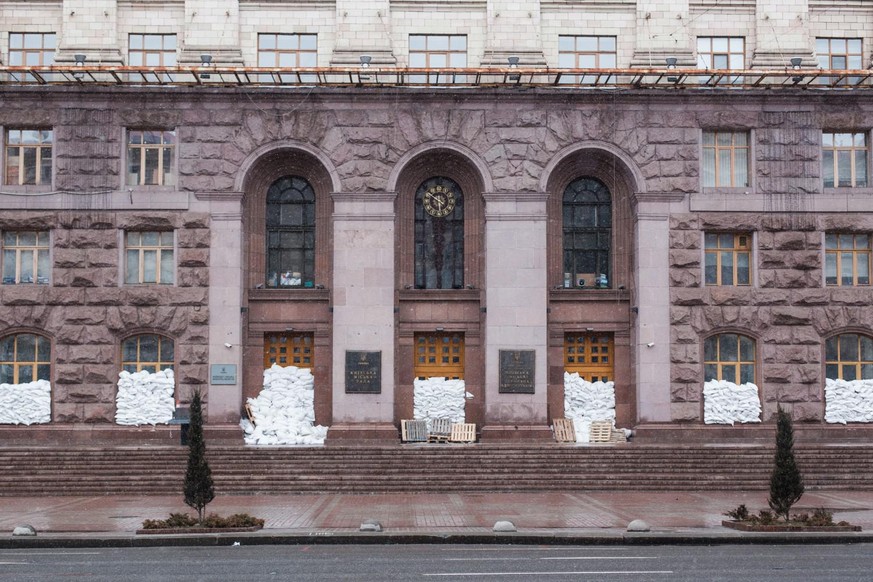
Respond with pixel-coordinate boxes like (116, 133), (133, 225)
(249, 288), (330, 302)
(549, 289), (630, 302)
(0, 184), (54, 195)
(398, 289), (480, 301)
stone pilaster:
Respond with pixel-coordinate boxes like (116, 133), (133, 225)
(752, 0), (814, 68)
(330, 0), (396, 65)
(179, 0), (243, 66)
(481, 0), (546, 67)
(481, 191), (551, 441)
(57, 0), (122, 64)
(631, 0), (694, 68)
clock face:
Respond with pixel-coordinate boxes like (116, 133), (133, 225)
(423, 184), (456, 218)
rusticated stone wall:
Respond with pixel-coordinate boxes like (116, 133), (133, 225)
(669, 213), (873, 424)
(0, 211), (210, 423)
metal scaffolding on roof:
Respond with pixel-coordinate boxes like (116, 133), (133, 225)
(1, 64), (872, 89)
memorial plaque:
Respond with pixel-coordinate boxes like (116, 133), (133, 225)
(345, 350), (382, 394)
(209, 364), (237, 385)
(499, 349), (535, 394)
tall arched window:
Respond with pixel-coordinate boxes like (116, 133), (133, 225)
(122, 334), (174, 373)
(563, 177), (612, 288)
(265, 176), (316, 288)
(0, 333), (50, 384)
(704, 333), (755, 384)
(414, 176), (464, 289)
(826, 333), (873, 381)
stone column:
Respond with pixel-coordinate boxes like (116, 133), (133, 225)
(328, 192), (398, 442)
(481, 192), (552, 441)
(203, 197), (244, 423)
(179, 0), (243, 65)
(630, 0), (694, 68)
(752, 0), (814, 68)
(330, 0), (396, 65)
(634, 193), (682, 422)
(481, 0), (546, 67)
(57, 0), (122, 63)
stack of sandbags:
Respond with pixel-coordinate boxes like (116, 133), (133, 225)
(703, 379), (761, 425)
(242, 364), (328, 445)
(0, 379), (51, 425)
(825, 378), (873, 424)
(413, 377), (467, 428)
(115, 369), (176, 426)
(563, 372), (616, 443)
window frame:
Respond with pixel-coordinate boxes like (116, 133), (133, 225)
(123, 230), (175, 285)
(0, 332), (52, 385)
(413, 176), (465, 290)
(120, 333), (175, 374)
(561, 177), (612, 289)
(258, 33), (317, 68)
(128, 33), (177, 75)
(822, 131), (869, 189)
(408, 34), (467, 83)
(703, 332), (757, 385)
(704, 232), (753, 287)
(557, 35), (617, 84)
(825, 333), (873, 381)
(8, 32), (56, 82)
(825, 232), (871, 287)
(1, 230), (51, 285)
(701, 129), (752, 189)
(124, 128), (177, 188)
(265, 175), (317, 289)
(4, 128), (54, 187)
(816, 37), (863, 86)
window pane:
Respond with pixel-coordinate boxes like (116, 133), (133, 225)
(37, 249), (50, 284)
(704, 363), (718, 382)
(704, 337), (717, 361)
(17, 334), (35, 361)
(705, 252), (717, 284)
(122, 339), (138, 362)
(843, 364), (857, 381)
(855, 150), (867, 186)
(740, 336), (755, 361)
(720, 251), (733, 285)
(826, 337), (839, 361)
(139, 335), (158, 361)
(840, 335), (859, 361)
(160, 338), (174, 362)
(857, 253), (869, 285)
(740, 364), (754, 384)
(143, 250), (157, 283)
(719, 335), (738, 361)
(822, 150), (835, 187)
(860, 336), (873, 361)
(721, 365), (737, 384)
(718, 149), (732, 186)
(160, 249), (173, 284)
(826, 363), (839, 380)
(841, 252), (854, 285)
(144, 149), (159, 184)
(825, 252), (838, 285)
(736, 252), (750, 285)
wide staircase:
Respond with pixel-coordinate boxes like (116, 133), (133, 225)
(1, 444), (873, 496)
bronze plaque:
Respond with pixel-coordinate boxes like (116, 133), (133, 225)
(345, 350), (381, 394)
(499, 349), (535, 394)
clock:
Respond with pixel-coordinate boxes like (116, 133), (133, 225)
(423, 184), (456, 218)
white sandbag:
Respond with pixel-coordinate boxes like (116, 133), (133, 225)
(825, 378), (873, 424)
(563, 372), (618, 439)
(115, 369), (175, 426)
(0, 379), (52, 425)
(703, 379), (761, 425)
(243, 364), (328, 445)
(413, 377), (466, 428)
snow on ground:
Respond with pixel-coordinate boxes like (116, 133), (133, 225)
(826, 378), (873, 424)
(703, 379), (761, 425)
(0, 379), (51, 425)
(413, 377), (467, 429)
(563, 372), (617, 443)
(241, 364), (328, 445)
(115, 369), (176, 426)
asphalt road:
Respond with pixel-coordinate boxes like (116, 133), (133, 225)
(1, 543), (871, 581)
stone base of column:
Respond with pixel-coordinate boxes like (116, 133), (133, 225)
(330, 50), (397, 66)
(480, 49), (547, 68)
(179, 48), (244, 66)
(630, 49), (695, 69)
(751, 50), (815, 69)
(56, 49), (123, 65)
(480, 424), (554, 442)
(325, 422), (400, 445)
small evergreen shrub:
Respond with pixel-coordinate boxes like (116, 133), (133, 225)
(724, 504), (750, 521)
(141, 512), (264, 530)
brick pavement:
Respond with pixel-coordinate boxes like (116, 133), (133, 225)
(1, 491), (873, 534)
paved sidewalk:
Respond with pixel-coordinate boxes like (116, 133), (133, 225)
(2, 490), (873, 546)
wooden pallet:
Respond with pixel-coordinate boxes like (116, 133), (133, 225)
(401, 419), (428, 443)
(449, 423), (476, 443)
(553, 418), (576, 443)
(589, 421), (612, 443)
(428, 418), (453, 443)
(244, 403), (256, 427)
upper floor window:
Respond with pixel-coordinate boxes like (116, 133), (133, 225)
(822, 132), (867, 188)
(704, 333), (755, 384)
(825, 233), (870, 286)
(5, 129), (52, 186)
(2, 231), (49, 285)
(705, 233), (751, 286)
(8, 32), (55, 82)
(127, 130), (175, 186)
(826, 333), (873, 381)
(258, 33), (317, 67)
(414, 176), (464, 289)
(562, 177), (611, 288)
(129, 33), (177, 67)
(558, 35), (616, 83)
(702, 130), (750, 188)
(409, 35), (466, 83)
(266, 176), (316, 288)
(0, 333), (51, 384)
(817, 37), (862, 85)
(697, 37), (744, 70)
(124, 231), (174, 285)
(122, 334), (174, 373)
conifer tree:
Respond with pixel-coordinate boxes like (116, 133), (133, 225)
(183, 389), (215, 524)
(768, 406), (804, 521)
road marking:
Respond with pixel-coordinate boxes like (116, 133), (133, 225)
(424, 571), (673, 577)
(439, 547), (628, 552)
(0, 561), (28, 565)
(1, 552), (101, 556)
(541, 556), (658, 560)
(444, 558), (530, 561)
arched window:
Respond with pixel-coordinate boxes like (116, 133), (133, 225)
(265, 176), (315, 288)
(563, 177), (611, 288)
(414, 176), (464, 289)
(0, 333), (50, 384)
(122, 334), (174, 373)
(704, 333), (755, 384)
(826, 333), (873, 381)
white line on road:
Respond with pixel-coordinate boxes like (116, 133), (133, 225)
(439, 547), (628, 552)
(541, 556), (659, 560)
(1, 552), (101, 556)
(423, 571), (674, 577)
(0, 561), (28, 565)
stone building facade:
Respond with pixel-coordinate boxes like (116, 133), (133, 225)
(1, 0), (872, 442)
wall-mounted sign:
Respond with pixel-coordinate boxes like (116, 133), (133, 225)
(345, 350), (381, 394)
(210, 364), (238, 385)
(498, 350), (535, 394)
